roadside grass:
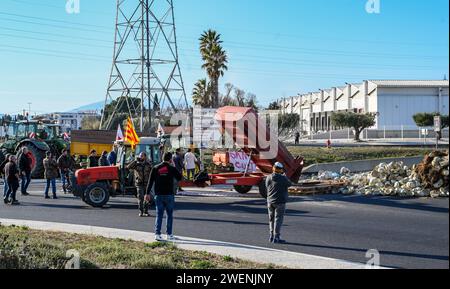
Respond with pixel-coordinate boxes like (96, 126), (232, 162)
(287, 146), (435, 167)
(0, 225), (278, 269)
(199, 147), (436, 170)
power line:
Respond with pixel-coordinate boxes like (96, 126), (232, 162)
(1, 32), (444, 72)
(0, 44), (110, 60)
(0, 13), (447, 60)
(0, 33), (112, 49)
(7, 0), (112, 16)
(0, 16), (110, 34)
(0, 26), (112, 43)
(0, 11), (111, 30)
(6, 0), (449, 48)
(1, 47), (442, 81)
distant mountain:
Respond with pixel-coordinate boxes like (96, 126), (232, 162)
(68, 101), (104, 112)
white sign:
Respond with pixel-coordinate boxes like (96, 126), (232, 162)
(434, 116), (442, 132)
(229, 151), (257, 173)
(193, 107), (222, 148)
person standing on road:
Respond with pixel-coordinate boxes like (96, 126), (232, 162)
(1, 154), (11, 200)
(266, 162), (292, 244)
(173, 148), (184, 192)
(127, 152), (153, 217)
(4, 155), (20, 205)
(87, 150), (98, 168)
(43, 151), (58, 199)
(98, 151), (110, 167)
(295, 131), (300, 145)
(18, 147), (32, 196)
(184, 149), (197, 181)
(146, 152), (182, 242)
(57, 149), (73, 194)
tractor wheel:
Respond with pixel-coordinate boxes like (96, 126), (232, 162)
(258, 179), (268, 199)
(84, 183), (110, 208)
(18, 144), (46, 179)
(234, 185), (253, 194)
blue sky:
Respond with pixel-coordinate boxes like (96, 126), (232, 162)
(0, 0), (448, 115)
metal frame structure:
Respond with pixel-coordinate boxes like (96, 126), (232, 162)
(101, 0), (188, 131)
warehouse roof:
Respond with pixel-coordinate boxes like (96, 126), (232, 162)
(369, 80), (449, 88)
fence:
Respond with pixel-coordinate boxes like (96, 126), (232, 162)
(307, 126), (449, 141)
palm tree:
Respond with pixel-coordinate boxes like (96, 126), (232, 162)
(199, 30), (228, 108)
(201, 45), (228, 108)
(192, 79), (211, 107)
(200, 29), (222, 57)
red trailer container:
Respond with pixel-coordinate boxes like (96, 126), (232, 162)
(180, 107), (304, 198)
(215, 106), (304, 183)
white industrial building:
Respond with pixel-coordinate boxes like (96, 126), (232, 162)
(279, 80), (449, 138)
(49, 111), (100, 132)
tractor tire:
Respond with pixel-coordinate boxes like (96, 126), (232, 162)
(84, 183), (110, 208)
(18, 144), (46, 179)
(258, 179), (268, 199)
(234, 185), (253, 194)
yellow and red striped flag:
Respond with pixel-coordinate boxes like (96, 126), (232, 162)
(125, 118), (140, 149)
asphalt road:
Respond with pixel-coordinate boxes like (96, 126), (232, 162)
(0, 181), (448, 269)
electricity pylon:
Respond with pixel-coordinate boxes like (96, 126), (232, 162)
(101, 0), (188, 131)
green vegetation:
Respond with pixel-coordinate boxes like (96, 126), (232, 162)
(0, 225), (277, 269)
(413, 113), (449, 128)
(80, 115), (101, 130)
(413, 113), (449, 139)
(199, 29), (228, 108)
(101, 96), (143, 130)
(331, 112), (377, 142)
(279, 113), (300, 132)
(192, 78), (211, 108)
(267, 101), (281, 110)
(288, 146), (434, 167)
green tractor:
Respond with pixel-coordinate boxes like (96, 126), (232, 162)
(0, 120), (69, 178)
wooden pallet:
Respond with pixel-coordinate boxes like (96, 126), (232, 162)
(289, 180), (347, 196)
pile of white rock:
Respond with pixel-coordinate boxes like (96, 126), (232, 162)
(313, 156), (449, 198)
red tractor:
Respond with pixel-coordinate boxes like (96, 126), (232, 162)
(69, 137), (161, 207)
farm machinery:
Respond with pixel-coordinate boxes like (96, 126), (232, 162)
(0, 120), (69, 178)
(68, 137), (161, 207)
(69, 107), (304, 207)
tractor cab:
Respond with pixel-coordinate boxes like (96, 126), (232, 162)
(5, 120), (39, 140)
(116, 137), (162, 169)
(70, 137), (162, 208)
(117, 137), (162, 190)
(0, 120), (69, 178)
(5, 121), (61, 140)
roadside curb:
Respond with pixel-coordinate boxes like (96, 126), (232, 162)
(0, 218), (373, 269)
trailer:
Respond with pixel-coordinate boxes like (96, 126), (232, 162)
(70, 130), (155, 167)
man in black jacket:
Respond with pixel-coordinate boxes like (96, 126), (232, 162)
(57, 149), (73, 193)
(98, 151), (110, 167)
(18, 147), (32, 196)
(4, 155), (20, 205)
(146, 152), (182, 241)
